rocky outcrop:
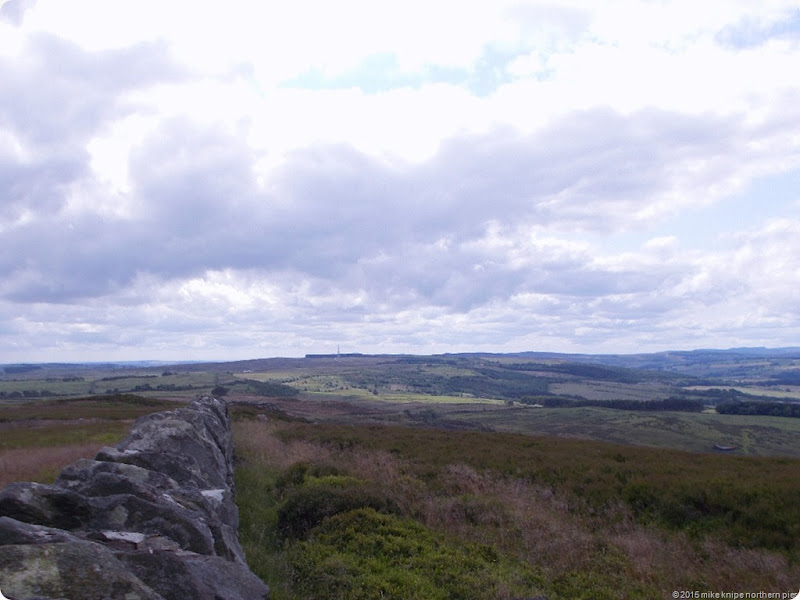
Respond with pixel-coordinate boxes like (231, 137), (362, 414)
(0, 397), (269, 600)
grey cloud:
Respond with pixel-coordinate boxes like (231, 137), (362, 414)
(130, 119), (259, 231)
(1, 214), (134, 302)
(0, 33), (186, 226)
(0, 152), (85, 219)
(0, 34), (191, 298)
(0, 0), (35, 26)
(348, 235), (677, 315)
(1, 103), (791, 313)
(407, 108), (745, 234)
(0, 34), (181, 149)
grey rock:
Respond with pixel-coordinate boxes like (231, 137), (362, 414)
(0, 397), (268, 599)
(56, 458), (182, 498)
(56, 458), (240, 529)
(0, 516), (80, 545)
(0, 482), (92, 531)
(95, 397), (235, 491)
(0, 483), (218, 555)
(0, 538), (164, 600)
(119, 550), (269, 600)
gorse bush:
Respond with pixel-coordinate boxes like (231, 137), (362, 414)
(269, 459), (546, 598)
(277, 473), (400, 540)
(287, 507), (544, 600)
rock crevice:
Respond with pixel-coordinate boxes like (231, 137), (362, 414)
(0, 396), (269, 600)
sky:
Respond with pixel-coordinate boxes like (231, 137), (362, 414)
(1, 0), (800, 363)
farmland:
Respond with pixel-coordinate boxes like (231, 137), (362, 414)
(3, 349), (800, 456)
(2, 348), (800, 598)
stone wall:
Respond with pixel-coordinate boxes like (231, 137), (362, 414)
(0, 396), (269, 600)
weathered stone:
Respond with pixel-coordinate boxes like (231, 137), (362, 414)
(0, 397), (269, 599)
(95, 422), (226, 490)
(0, 537), (164, 600)
(0, 484), (218, 555)
(94, 397), (235, 491)
(56, 458), (240, 529)
(0, 483), (92, 531)
(90, 493), (218, 555)
(0, 516), (78, 546)
(119, 550), (269, 600)
(56, 458), (182, 499)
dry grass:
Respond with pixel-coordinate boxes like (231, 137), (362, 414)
(0, 442), (104, 488)
(0, 395), (170, 489)
(236, 421), (333, 470)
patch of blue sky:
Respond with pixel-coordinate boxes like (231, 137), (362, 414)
(663, 168), (800, 246)
(604, 168), (800, 254)
(278, 52), (453, 93)
(279, 45), (525, 97)
(715, 8), (800, 49)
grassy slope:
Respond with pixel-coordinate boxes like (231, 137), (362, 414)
(226, 354), (800, 459)
(252, 395), (800, 458)
(451, 405), (800, 457)
(234, 419), (800, 600)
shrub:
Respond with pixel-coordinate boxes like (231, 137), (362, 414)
(287, 507), (545, 600)
(274, 461), (342, 494)
(277, 475), (399, 540)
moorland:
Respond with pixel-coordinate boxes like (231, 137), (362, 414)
(2, 347), (800, 598)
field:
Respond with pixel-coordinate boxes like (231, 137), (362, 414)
(686, 385), (800, 400)
(444, 405), (800, 457)
(0, 394), (177, 487)
(234, 418), (800, 599)
(2, 349), (800, 598)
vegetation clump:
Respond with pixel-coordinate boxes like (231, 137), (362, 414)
(276, 467), (399, 540)
(287, 507), (544, 600)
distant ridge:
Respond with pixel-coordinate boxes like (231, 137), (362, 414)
(305, 352), (365, 359)
(4, 347), (800, 373)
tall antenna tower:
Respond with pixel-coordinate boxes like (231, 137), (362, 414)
(336, 345), (340, 360)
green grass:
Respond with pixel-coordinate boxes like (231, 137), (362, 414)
(233, 461), (291, 597)
(380, 393), (502, 404)
(0, 370), (218, 399)
(90, 372), (217, 395)
(0, 422), (132, 450)
(0, 394), (178, 422)
(0, 378), (93, 396)
(236, 371), (350, 393)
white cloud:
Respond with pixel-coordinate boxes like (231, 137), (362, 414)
(1, 0), (800, 361)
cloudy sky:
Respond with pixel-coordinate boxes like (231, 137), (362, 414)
(1, 0), (799, 363)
